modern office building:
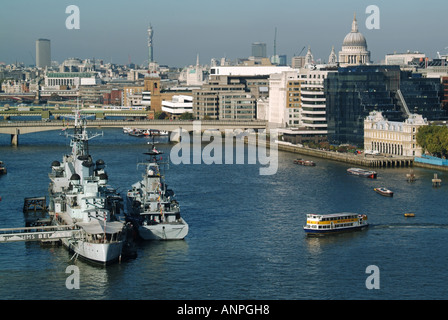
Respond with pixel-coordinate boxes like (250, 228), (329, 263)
(162, 95), (193, 118)
(442, 76), (448, 111)
(193, 76), (246, 119)
(271, 54), (287, 66)
(267, 71), (300, 127)
(218, 92), (256, 120)
(269, 67), (336, 144)
(325, 65), (445, 145)
(291, 56), (306, 69)
(399, 72), (445, 120)
(195, 66), (292, 120)
(36, 39), (51, 68)
(325, 65), (402, 145)
(123, 86), (145, 107)
(252, 42), (267, 58)
(300, 68), (335, 132)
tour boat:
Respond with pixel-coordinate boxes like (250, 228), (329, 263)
(374, 187), (393, 197)
(347, 168), (377, 179)
(303, 212), (368, 235)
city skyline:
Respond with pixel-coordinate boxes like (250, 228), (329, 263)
(1, 0), (447, 67)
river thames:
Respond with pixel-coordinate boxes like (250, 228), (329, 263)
(0, 127), (447, 300)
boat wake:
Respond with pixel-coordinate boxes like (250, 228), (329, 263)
(371, 223), (448, 230)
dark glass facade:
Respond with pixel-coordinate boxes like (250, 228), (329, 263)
(325, 65), (445, 145)
(400, 72), (445, 120)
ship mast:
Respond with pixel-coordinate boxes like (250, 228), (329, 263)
(66, 101), (103, 157)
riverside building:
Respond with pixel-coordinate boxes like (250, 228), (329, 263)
(364, 111), (427, 157)
(325, 65), (445, 145)
(193, 66), (291, 120)
(268, 67), (336, 144)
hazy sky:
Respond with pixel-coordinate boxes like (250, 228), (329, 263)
(1, 0), (447, 67)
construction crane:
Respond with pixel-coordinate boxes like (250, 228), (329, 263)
(295, 46), (306, 57)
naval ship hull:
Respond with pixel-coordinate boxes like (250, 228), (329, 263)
(62, 237), (123, 265)
(138, 218), (189, 240)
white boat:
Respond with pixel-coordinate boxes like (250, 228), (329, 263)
(126, 143), (188, 240)
(347, 168), (377, 179)
(303, 212), (368, 235)
(144, 129), (169, 136)
(374, 187), (393, 197)
(48, 109), (128, 264)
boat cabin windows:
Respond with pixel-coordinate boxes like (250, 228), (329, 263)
(320, 215), (358, 221)
(307, 222), (356, 229)
(308, 214), (359, 221)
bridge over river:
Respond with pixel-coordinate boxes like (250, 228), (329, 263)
(0, 119), (268, 145)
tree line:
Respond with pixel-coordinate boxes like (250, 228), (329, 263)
(416, 125), (448, 158)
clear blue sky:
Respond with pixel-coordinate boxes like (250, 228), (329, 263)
(1, 0), (447, 67)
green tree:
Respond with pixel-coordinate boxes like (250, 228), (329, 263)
(179, 112), (193, 120)
(155, 111), (168, 119)
(417, 125), (448, 158)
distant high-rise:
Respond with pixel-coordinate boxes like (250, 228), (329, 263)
(252, 42), (266, 58)
(148, 24), (154, 63)
(36, 39), (51, 68)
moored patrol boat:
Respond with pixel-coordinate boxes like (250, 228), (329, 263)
(126, 143), (188, 240)
(347, 168), (377, 179)
(48, 109), (127, 265)
(304, 212), (368, 235)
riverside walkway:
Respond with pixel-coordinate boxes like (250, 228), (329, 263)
(0, 119), (268, 145)
(276, 141), (414, 168)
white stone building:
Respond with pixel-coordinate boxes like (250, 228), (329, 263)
(364, 111), (427, 157)
(162, 95), (193, 118)
(267, 70), (300, 127)
(299, 67), (335, 132)
(338, 14), (371, 67)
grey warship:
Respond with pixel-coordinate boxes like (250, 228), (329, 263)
(126, 143), (188, 240)
(48, 109), (127, 264)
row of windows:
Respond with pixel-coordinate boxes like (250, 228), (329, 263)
(320, 215), (358, 221)
(307, 223), (355, 229)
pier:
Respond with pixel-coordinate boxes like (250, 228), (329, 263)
(276, 141), (414, 168)
(23, 197), (50, 227)
(0, 224), (80, 243)
(0, 197), (81, 243)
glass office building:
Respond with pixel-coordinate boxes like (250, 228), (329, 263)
(400, 72), (445, 120)
(324, 65), (445, 145)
